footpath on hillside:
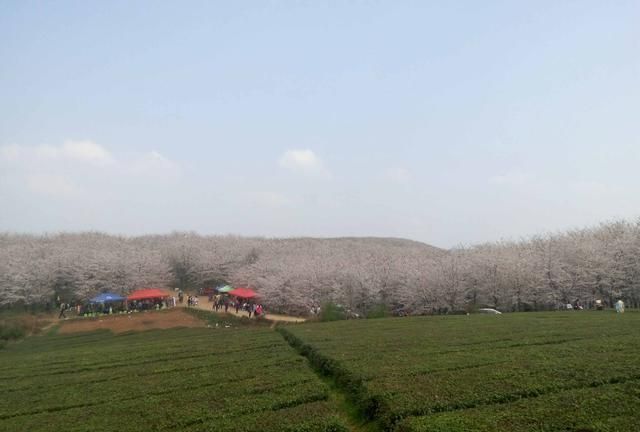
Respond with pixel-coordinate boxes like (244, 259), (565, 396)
(57, 308), (207, 334)
(178, 297), (307, 323)
(49, 299), (305, 335)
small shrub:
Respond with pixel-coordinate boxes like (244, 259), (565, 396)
(366, 303), (389, 319)
(0, 321), (27, 342)
(319, 302), (346, 322)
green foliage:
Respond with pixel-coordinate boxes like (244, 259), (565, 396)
(167, 250), (198, 291)
(278, 326), (388, 422)
(365, 303), (389, 319)
(0, 327), (347, 432)
(396, 381), (640, 432)
(0, 322), (25, 341)
(4, 312), (640, 432)
(318, 302), (347, 322)
(52, 270), (77, 303)
(285, 312), (640, 431)
(0, 313), (48, 346)
(183, 307), (270, 327)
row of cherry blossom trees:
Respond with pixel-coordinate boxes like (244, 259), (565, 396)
(1, 219), (639, 315)
(456, 220), (640, 311)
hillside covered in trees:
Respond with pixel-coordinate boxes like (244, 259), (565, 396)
(2, 219), (640, 315)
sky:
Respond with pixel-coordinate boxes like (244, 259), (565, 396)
(0, 1), (639, 248)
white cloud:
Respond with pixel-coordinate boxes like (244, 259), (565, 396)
(130, 151), (181, 180)
(32, 144), (59, 159)
(1, 141), (182, 202)
(27, 174), (80, 198)
(59, 140), (113, 164)
(0, 144), (21, 161)
(0, 140), (113, 165)
(385, 167), (411, 185)
(278, 149), (329, 177)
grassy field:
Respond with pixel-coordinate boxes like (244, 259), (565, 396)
(2, 311), (638, 432)
(0, 326), (347, 432)
(281, 311), (640, 431)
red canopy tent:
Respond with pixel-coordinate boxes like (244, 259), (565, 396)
(228, 287), (258, 299)
(127, 288), (171, 301)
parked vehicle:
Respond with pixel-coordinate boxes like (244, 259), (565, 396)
(477, 308), (502, 315)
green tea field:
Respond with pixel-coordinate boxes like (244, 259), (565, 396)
(2, 311), (639, 432)
(281, 312), (640, 431)
(0, 326), (347, 432)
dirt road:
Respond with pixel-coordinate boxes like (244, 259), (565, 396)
(58, 308), (206, 334)
(181, 299), (307, 323)
(56, 297), (307, 335)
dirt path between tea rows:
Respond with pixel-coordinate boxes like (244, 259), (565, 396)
(179, 299), (307, 323)
(57, 302), (306, 334)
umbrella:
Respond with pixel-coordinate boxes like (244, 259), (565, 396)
(90, 293), (126, 303)
(216, 285), (233, 293)
(229, 287), (258, 299)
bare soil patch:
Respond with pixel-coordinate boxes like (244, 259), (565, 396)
(58, 308), (206, 334)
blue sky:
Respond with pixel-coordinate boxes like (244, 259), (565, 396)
(1, 1), (638, 247)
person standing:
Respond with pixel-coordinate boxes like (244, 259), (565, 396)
(58, 303), (67, 319)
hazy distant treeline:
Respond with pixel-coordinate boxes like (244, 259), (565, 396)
(1, 220), (639, 315)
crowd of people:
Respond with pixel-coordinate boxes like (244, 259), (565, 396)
(56, 289), (266, 320)
(210, 295), (264, 317)
(182, 292), (266, 318)
(56, 297), (178, 319)
(128, 298), (174, 312)
(562, 298), (626, 313)
(186, 295), (199, 307)
(58, 301), (124, 318)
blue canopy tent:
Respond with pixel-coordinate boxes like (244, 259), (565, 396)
(89, 293), (126, 304)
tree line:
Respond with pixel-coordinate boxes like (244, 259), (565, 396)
(1, 219), (639, 315)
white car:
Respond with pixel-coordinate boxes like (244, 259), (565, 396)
(477, 308), (502, 315)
